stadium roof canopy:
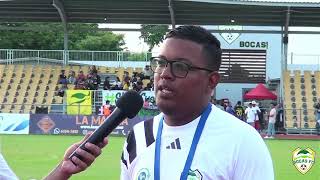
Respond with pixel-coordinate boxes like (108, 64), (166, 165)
(1, 0), (320, 27)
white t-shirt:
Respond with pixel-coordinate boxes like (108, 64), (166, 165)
(0, 154), (18, 180)
(268, 108), (276, 123)
(245, 107), (256, 123)
(121, 104), (274, 180)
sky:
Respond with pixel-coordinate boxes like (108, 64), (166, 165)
(99, 23), (320, 64)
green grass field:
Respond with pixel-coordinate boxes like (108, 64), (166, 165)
(1, 135), (319, 180)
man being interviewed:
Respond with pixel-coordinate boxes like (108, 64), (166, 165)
(121, 25), (274, 180)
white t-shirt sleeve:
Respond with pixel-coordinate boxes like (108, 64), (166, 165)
(232, 128), (274, 180)
(0, 154), (18, 180)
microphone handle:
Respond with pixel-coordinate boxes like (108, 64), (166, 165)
(68, 108), (127, 162)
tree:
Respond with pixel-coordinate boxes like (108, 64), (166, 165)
(76, 32), (125, 51)
(0, 23), (125, 50)
(125, 52), (148, 61)
(140, 24), (168, 52)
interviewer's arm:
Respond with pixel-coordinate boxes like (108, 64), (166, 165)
(43, 134), (108, 180)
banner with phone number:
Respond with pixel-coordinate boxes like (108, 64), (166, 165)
(29, 114), (155, 136)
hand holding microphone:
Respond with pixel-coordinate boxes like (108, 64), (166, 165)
(68, 90), (143, 165)
(42, 91), (143, 180)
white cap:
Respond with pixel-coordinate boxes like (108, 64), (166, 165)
(251, 101), (257, 105)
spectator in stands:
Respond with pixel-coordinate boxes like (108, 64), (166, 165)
(315, 98), (320, 135)
(123, 71), (130, 83)
(111, 77), (122, 90)
(133, 77), (143, 93)
(251, 101), (261, 132)
(131, 72), (138, 84)
(59, 70), (68, 85)
(74, 79), (86, 90)
(265, 102), (277, 138)
(122, 81), (130, 91)
(57, 84), (68, 97)
(89, 65), (98, 74)
(234, 101), (245, 121)
(103, 77), (111, 90)
(245, 102), (256, 127)
(87, 72), (101, 90)
(143, 65), (153, 79)
(137, 72), (145, 80)
(122, 74), (131, 90)
(76, 71), (86, 83)
(68, 71), (76, 84)
(144, 78), (154, 91)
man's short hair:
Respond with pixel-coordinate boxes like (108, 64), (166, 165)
(165, 25), (222, 71)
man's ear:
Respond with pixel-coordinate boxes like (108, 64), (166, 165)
(208, 71), (220, 90)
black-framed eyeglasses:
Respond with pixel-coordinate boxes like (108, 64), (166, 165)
(150, 57), (214, 78)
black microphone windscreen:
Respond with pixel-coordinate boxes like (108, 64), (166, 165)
(116, 90), (143, 118)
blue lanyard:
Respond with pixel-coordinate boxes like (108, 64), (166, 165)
(154, 103), (212, 180)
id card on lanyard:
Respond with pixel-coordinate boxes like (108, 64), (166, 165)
(154, 103), (212, 180)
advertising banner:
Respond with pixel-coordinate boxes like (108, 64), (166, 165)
(102, 90), (157, 108)
(102, 90), (126, 105)
(67, 90), (92, 115)
(29, 113), (158, 136)
(0, 113), (30, 134)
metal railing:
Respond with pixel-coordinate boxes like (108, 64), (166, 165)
(0, 49), (152, 65)
(289, 53), (320, 65)
(283, 108), (318, 134)
(288, 53), (320, 71)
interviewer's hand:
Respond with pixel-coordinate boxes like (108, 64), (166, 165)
(43, 133), (108, 180)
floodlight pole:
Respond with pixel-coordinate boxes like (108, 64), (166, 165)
(280, 7), (290, 120)
(284, 6), (290, 71)
(168, 0), (176, 29)
(53, 0), (68, 65)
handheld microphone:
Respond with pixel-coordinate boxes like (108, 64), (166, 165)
(69, 90), (143, 162)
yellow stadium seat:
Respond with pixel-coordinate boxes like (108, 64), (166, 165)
(142, 79), (150, 87)
(126, 67), (134, 76)
(135, 67), (143, 73)
(315, 71), (320, 96)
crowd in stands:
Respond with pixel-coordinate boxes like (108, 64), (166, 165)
(102, 66), (154, 92)
(58, 65), (101, 91)
(57, 65), (154, 97)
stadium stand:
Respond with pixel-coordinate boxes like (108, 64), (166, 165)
(0, 62), (316, 133)
(284, 70), (319, 132)
(0, 64), (151, 114)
